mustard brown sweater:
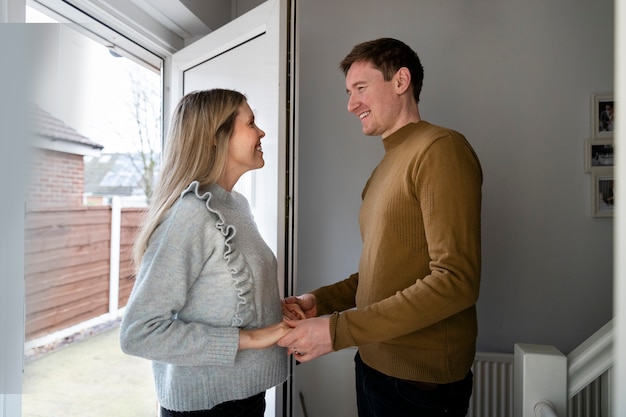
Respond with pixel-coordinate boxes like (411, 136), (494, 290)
(313, 121), (482, 384)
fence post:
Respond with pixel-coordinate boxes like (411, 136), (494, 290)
(514, 343), (567, 417)
(109, 196), (121, 317)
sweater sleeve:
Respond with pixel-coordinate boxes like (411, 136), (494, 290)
(331, 134), (482, 350)
(120, 197), (240, 367)
(311, 272), (359, 315)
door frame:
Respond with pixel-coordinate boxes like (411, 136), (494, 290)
(165, 1), (297, 415)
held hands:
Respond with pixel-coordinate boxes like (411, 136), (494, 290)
(238, 293), (318, 351)
(279, 293), (333, 362)
(282, 299), (306, 320)
(281, 294), (318, 320)
(278, 317), (333, 362)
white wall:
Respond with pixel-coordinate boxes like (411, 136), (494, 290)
(295, 0), (614, 358)
(294, 3), (615, 413)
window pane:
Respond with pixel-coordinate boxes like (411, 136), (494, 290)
(23, 8), (162, 416)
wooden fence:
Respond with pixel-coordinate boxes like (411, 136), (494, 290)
(24, 203), (144, 342)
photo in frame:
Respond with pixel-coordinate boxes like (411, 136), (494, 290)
(585, 138), (614, 172)
(592, 173), (614, 218)
(591, 93), (615, 138)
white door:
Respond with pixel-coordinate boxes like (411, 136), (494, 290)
(167, 1), (295, 416)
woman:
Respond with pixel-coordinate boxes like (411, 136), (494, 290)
(120, 89), (290, 416)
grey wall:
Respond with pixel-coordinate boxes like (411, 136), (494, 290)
(295, 0), (614, 356)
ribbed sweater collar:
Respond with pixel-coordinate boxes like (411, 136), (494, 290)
(382, 121), (427, 152)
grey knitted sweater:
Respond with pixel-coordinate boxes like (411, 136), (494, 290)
(120, 181), (288, 412)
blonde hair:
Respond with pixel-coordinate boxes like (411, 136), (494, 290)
(132, 89), (246, 267)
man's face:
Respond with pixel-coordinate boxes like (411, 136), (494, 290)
(345, 61), (403, 138)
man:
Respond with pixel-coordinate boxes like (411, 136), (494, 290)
(280, 38), (482, 417)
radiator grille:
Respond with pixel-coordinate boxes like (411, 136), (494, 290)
(468, 352), (514, 417)
(467, 353), (607, 417)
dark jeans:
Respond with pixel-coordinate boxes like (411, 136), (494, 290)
(160, 392), (265, 417)
(355, 352), (473, 417)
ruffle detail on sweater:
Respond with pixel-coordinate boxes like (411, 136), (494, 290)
(181, 181), (256, 327)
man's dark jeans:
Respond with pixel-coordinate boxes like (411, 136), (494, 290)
(355, 352), (473, 417)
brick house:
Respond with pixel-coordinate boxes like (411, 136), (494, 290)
(28, 104), (103, 209)
(24, 104), (142, 342)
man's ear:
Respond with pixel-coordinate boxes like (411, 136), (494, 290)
(394, 67), (411, 95)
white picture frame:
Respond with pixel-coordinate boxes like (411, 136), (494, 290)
(585, 138), (614, 172)
(591, 93), (614, 138)
(592, 173), (614, 218)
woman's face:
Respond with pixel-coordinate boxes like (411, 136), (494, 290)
(224, 101), (266, 180)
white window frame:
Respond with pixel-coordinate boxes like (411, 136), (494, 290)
(2, 2), (168, 416)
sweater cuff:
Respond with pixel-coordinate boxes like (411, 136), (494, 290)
(329, 311), (357, 351)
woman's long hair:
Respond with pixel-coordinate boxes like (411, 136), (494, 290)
(132, 89), (246, 267)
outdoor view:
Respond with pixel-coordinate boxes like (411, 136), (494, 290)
(23, 6), (162, 417)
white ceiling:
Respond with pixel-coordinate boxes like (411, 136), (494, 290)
(128, 0), (233, 44)
(126, 0), (265, 47)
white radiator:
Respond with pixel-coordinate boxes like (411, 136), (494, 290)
(468, 352), (514, 417)
(467, 352), (606, 417)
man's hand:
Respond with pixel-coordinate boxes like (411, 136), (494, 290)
(277, 317), (332, 362)
(282, 293), (318, 319)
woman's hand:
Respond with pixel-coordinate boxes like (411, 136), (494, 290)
(282, 299), (307, 320)
(282, 294), (318, 319)
(239, 321), (292, 350)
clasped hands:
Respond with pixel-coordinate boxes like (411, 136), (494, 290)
(277, 294), (333, 362)
(240, 295), (333, 362)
